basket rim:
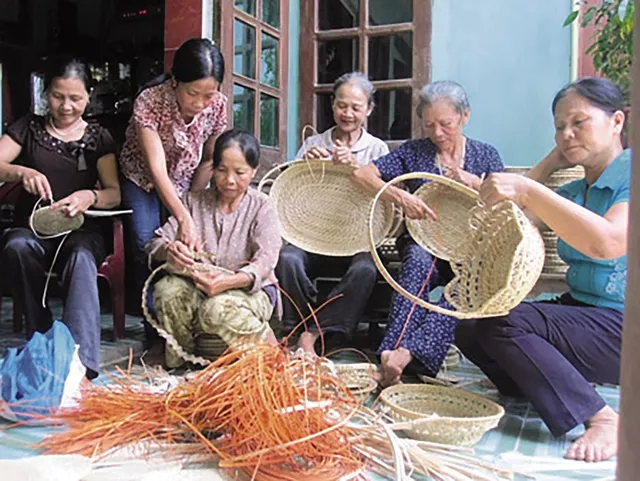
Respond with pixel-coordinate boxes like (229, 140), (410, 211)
(269, 160), (396, 257)
(379, 383), (505, 423)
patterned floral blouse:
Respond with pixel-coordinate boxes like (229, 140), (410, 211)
(119, 79), (228, 196)
(148, 188), (282, 294)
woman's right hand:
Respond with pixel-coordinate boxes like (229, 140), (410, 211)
(177, 215), (201, 252)
(543, 147), (573, 173)
(21, 168), (52, 200)
(166, 240), (195, 272)
(399, 191), (437, 221)
(303, 146), (332, 160)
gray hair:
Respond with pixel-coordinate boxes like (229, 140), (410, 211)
(332, 72), (375, 107)
(416, 80), (470, 118)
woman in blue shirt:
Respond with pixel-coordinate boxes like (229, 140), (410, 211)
(458, 77), (629, 463)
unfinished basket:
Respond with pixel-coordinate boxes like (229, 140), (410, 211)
(261, 160), (397, 257)
(31, 205), (84, 236)
(406, 177), (479, 262)
(368, 172), (545, 319)
(335, 363), (379, 401)
(379, 384), (504, 446)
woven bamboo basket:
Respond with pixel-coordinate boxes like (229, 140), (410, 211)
(379, 384), (504, 446)
(31, 203), (84, 236)
(406, 179), (479, 262)
(368, 173), (545, 319)
(335, 363), (378, 401)
(141, 260), (238, 366)
(260, 160), (398, 257)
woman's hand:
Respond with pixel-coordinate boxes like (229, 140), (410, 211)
(444, 167), (482, 190)
(166, 240), (195, 272)
(191, 269), (231, 297)
(544, 147), (573, 173)
(332, 139), (357, 166)
(399, 191), (437, 220)
(479, 173), (532, 207)
(303, 145), (332, 160)
(21, 168), (52, 201)
(177, 215), (201, 252)
(51, 190), (94, 217)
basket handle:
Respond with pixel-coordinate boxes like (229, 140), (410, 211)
(257, 162), (292, 194)
(368, 172), (481, 320)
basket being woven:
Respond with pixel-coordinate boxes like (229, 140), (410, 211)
(335, 363), (378, 401)
(368, 172), (545, 319)
(262, 160), (397, 257)
(406, 178), (479, 262)
(31, 205), (84, 236)
(379, 384), (504, 446)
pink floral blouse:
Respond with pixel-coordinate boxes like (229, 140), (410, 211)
(119, 79), (228, 195)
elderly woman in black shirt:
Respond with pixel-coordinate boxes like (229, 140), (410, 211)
(0, 57), (120, 378)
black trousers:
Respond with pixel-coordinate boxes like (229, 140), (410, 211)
(455, 294), (622, 436)
(1, 227), (105, 375)
(275, 244), (378, 338)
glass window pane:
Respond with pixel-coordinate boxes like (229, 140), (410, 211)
(260, 94), (279, 147)
(368, 33), (413, 81)
(369, 0), (412, 25)
(234, 20), (256, 78)
(262, 0), (280, 29)
(317, 37), (359, 84)
(260, 33), (279, 87)
(315, 93), (334, 134)
(235, 0), (256, 16)
(233, 84), (255, 133)
(368, 88), (412, 140)
(319, 0), (359, 30)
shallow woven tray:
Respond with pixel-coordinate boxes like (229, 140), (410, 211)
(263, 160), (397, 257)
(406, 179), (479, 262)
(379, 384), (504, 446)
(368, 173), (545, 319)
(31, 205), (84, 236)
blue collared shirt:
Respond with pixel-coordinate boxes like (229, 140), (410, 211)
(556, 149), (631, 312)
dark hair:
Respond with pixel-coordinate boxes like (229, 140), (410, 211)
(213, 129), (260, 169)
(137, 38), (225, 96)
(552, 77), (626, 116)
(43, 56), (92, 93)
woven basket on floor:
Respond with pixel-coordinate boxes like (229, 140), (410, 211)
(260, 160), (397, 257)
(368, 172), (545, 319)
(335, 363), (378, 401)
(406, 177), (479, 262)
(379, 384), (504, 446)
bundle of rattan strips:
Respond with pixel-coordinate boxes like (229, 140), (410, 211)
(259, 159), (400, 257)
(368, 172), (545, 319)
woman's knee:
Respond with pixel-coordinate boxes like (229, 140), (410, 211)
(276, 245), (307, 275)
(1, 229), (38, 259)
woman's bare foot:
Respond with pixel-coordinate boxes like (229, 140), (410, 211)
(375, 348), (413, 387)
(564, 405), (618, 462)
(297, 331), (319, 355)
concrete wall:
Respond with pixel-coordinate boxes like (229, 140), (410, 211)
(431, 0), (573, 166)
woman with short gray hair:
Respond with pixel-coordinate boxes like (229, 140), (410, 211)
(352, 80), (504, 387)
(277, 72), (388, 355)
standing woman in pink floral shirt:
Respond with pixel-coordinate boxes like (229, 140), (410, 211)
(119, 38), (227, 310)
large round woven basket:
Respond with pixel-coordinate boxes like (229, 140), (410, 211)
(262, 160), (397, 257)
(379, 384), (504, 446)
(406, 178), (479, 262)
(368, 173), (545, 319)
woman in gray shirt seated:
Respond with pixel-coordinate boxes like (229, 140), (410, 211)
(276, 72), (388, 354)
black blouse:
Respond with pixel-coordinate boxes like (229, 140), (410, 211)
(6, 114), (117, 225)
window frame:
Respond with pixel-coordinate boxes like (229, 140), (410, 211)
(299, 0), (431, 149)
(218, 0), (289, 169)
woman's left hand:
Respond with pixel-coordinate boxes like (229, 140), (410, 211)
(51, 190), (94, 217)
(332, 139), (357, 166)
(191, 269), (231, 297)
(479, 173), (531, 207)
(444, 167), (481, 190)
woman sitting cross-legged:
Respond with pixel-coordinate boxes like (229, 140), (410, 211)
(147, 129), (282, 368)
(456, 77), (629, 462)
(352, 80), (503, 386)
(276, 72), (389, 354)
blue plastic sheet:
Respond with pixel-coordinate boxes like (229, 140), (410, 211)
(1, 321), (76, 421)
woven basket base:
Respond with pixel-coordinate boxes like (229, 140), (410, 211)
(32, 207), (84, 236)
